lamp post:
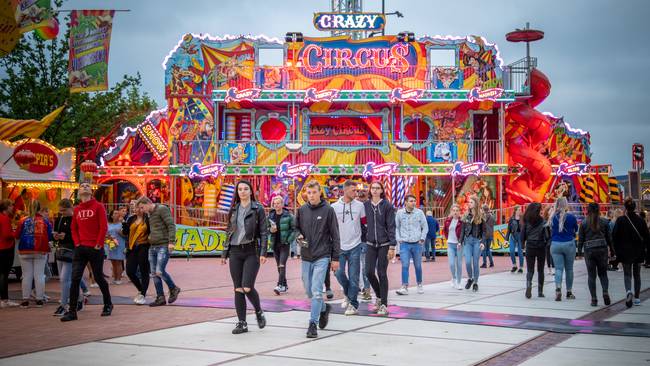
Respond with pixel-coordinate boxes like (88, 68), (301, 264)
(368, 0), (403, 38)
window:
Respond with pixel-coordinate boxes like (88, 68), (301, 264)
(257, 47), (284, 67)
(429, 48), (456, 67)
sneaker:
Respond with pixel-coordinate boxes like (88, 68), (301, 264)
(60, 311), (78, 322)
(510, 267), (517, 273)
(344, 304), (359, 316)
(326, 289), (334, 300)
(489, 263), (494, 268)
(480, 264), (487, 268)
(134, 294), (146, 305)
(517, 268), (523, 273)
(465, 278), (474, 290)
(374, 298), (382, 312)
(20, 300), (29, 308)
(279, 285), (288, 293)
(1, 300), (19, 308)
(555, 288), (562, 302)
(455, 282), (463, 290)
(114, 280), (122, 285)
(255, 310), (266, 329)
(76, 301), (84, 312)
(603, 293), (611, 306)
(82, 290), (91, 297)
(319, 303), (331, 329)
(472, 283), (478, 292)
(566, 291), (575, 300)
(377, 304), (388, 316)
(306, 322), (318, 338)
(361, 289), (372, 302)
(232, 321), (248, 335)
(273, 286), (281, 295)
(396, 286), (408, 295)
(417, 284), (424, 294)
(53, 305), (66, 316)
(90, 283), (99, 288)
(35, 300), (44, 307)
(341, 297), (350, 309)
(101, 304), (113, 316)
(633, 298), (641, 306)
(590, 299), (597, 307)
(168, 287), (181, 304)
(450, 280), (456, 288)
(625, 291), (633, 308)
(149, 296), (166, 307)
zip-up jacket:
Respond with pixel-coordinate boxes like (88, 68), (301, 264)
(363, 199), (396, 247)
(395, 208), (427, 243)
(505, 216), (521, 241)
(578, 217), (611, 254)
(443, 217), (462, 242)
(484, 213), (495, 240)
(53, 215), (74, 251)
(148, 204), (175, 246)
(520, 219), (550, 250)
(460, 213), (486, 244)
(17, 214), (53, 254)
(295, 199), (340, 262)
(225, 201), (268, 258)
(268, 209), (295, 246)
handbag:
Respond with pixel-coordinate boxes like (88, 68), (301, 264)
(584, 238), (607, 250)
(625, 214), (644, 242)
(55, 247), (74, 262)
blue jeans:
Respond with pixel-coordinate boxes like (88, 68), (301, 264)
(301, 257), (330, 324)
(448, 242), (462, 283)
(399, 242), (423, 285)
(509, 236), (524, 267)
(551, 240), (576, 290)
(463, 237), (482, 282)
(481, 238), (494, 266)
(148, 246), (177, 297)
(359, 243), (370, 290)
(424, 237), (436, 260)
(335, 244), (362, 309)
(57, 260), (88, 306)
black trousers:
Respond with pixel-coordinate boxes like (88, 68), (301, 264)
(525, 246), (545, 285)
(546, 245), (554, 268)
(273, 243), (290, 287)
(228, 244), (262, 321)
(0, 248), (14, 300)
(584, 247), (609, 299)
(69, 246), (112, 309)
(126, 244), (150, 296)
(622, 262), (641, 298)
(366, 245), (389, 306)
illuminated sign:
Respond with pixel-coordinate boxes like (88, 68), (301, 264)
(363, 162), (398, 179)
(188, 163), (226, 179)
(313, 12), (386, 32)
(556, 162), (589, 176)
(137, 120), (168, 160)
(13, 142), (58, 174)
(224, 87), (262, 103)
(451, 161), (487, 177)
(389, 88), (425, 103)
(304, 88), (340, 103)
(299, 41), (415, 75)
(467, 87), (504, 103)
(276, 162), (314, 178)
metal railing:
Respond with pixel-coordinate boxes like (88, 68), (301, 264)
(171, 139), (502, 166)
(503, 57), (537, 95)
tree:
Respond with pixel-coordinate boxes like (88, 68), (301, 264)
(0, 3), (156, 150)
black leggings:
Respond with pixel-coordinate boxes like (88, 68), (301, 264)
(622, 262), (641, 298)
(70, 246), (112, 308)
(525, 246), (545, 285)
(584, 247), (609, 299)
(229, 244), (262, 321)
(366, 245), (389, 306)
(546, 245), (554, 268)
(126, 244), (150, 296)
(273, 243), (290, 287)
(0, 248), (14, 300)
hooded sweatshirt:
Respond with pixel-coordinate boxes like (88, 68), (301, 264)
(295, 198), (340, 262)
(331, 197), (365, 251)
(363, 199), (396, 247)
(71, 198), (108, 248)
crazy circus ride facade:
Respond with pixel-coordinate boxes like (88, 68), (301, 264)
(97, 31), (618, 240)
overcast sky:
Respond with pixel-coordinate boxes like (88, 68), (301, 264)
(61, 0), (649, 175)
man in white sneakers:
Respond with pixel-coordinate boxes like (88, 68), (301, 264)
(395, 195), (428, 295)
(331, 180), (366, 315)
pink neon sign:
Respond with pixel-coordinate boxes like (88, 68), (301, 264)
(556, 162), (589, 176)
(224, 87), (262, 103)
(467, 87), (504, 103)
(389, 88), (425, 103)
(363, 162), (398, 179)
(188, 163), (226, 179)
(276, 162), (314, 178)
(304, 88), (340, 103)
(300, 43), (411, 74)
(451, 161), (488, 177)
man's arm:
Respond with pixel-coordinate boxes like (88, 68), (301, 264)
(96, 204), (108, 247)
(419, 211), (428, 242)
(329, 207), (341, 261)
(162, 206), (176, 245)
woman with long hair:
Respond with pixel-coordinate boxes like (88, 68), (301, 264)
(363, 181), (396, 316)
(123, 202), (150, 305)
(506, 206), (524, 273)
(542, 205), (555, 275)
(106, 209), (126, 285)
(613, 198), (650, 307)
(222, 180), (268, 334)
(460, 197), (486, 292)
(578, 203), (611, 307)
(443, 204), (463, 290)
(549, 197), (579, 301)
(0, 199), (18, 308)
(521, 203), (548, 298)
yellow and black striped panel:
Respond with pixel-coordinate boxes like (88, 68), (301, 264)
(609, 176), (622, 203)
(579, 175), (596, 203)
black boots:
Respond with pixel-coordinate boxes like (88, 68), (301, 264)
(149, 296), (166, 307)
(232, 321), (248, 334)
(538, 282), (544, 297)
(255, 311), (266, 329)
(101, 304), (113, 317)
(525, 281), (532, 299)
(603, 293), (611, 305)
(60, 311), (78, 322)
(555, 288), (562, 301)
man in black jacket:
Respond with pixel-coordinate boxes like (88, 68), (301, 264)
(295, 181), (340, 338)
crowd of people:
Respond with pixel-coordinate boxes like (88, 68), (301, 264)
(0, 180), (649, 340)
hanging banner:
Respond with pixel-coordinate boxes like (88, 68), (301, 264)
(14, 0), (51, 33)
(68, 10), (115, 93)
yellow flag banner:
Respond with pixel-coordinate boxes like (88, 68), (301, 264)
(13, 0), (52, 34)
(0, 106), (64, 140)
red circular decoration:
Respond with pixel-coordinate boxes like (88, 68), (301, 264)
(14, 149), (35, 169)
(13, 143), (58, 173)
(506, 29), (544, 43)
(259, 118), (287, 142)
(80, 160), (98, 173)
(403, 120), (431, 142)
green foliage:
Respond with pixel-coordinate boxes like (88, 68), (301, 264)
(0, 6), (156, 149)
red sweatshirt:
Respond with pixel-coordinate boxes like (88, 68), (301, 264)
(71, 198), (108, 248)
(0, 213), (15, 250)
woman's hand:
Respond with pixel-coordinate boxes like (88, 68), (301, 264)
(221, 257), (227, 265)
(388, 247), (396, 260)
(480, 243), (485, 251)
(260, 256), (267, 264)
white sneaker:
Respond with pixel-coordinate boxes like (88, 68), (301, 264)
(90, 283), (99, 288)
(134, 294), (146, 305)
(455, 281), (463, 290)
(417, 284), (424, 294)
(341, 297), (350, 309)
(344, 304), (359, 316)
(4, 300), (19, 307)
(450, 280), (456, 288)
(83, 290), (91, 297)
(633, 298), (641, 306)
(377, 304), (388, 316)
(396, 286), (409, 295)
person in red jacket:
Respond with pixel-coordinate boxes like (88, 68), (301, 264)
(61, 182), (112, 321)
(0, 199), (18, 307)
(16, 200), (53, 308)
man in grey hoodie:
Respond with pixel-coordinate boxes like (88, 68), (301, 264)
(395, 195), (428, 295)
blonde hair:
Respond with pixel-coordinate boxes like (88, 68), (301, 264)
(449, 204), (461, 218)
(469, 196), (483, 224)
(271, 196), (284, 205)
(29, 200), (41, 218)
(553, 197), (569, 232)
